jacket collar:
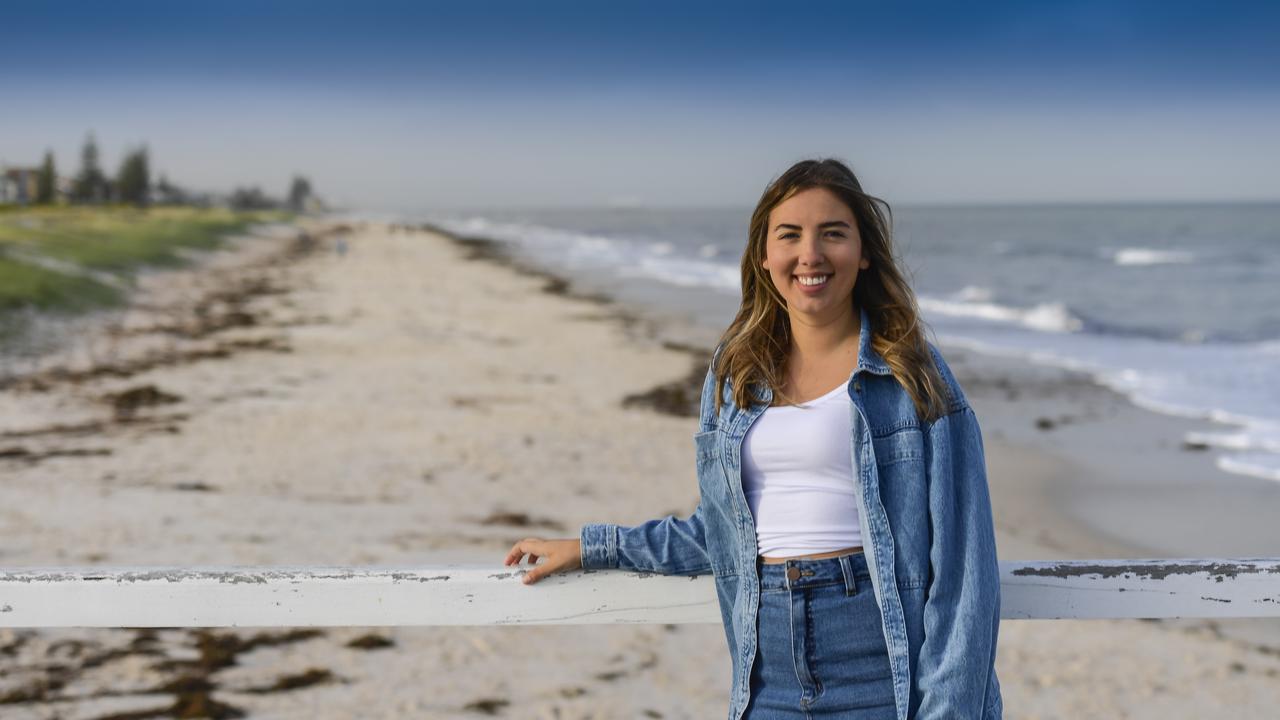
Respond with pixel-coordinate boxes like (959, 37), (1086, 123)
(856, 305), (894, 376)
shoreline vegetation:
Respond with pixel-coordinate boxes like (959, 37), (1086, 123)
(1, 131), (320, 349)
(0, 206), (294, 350)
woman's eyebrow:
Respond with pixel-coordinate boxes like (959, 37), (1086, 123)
(772, 220), (852, 232)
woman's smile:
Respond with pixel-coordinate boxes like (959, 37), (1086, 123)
(794, 272), (833, 293)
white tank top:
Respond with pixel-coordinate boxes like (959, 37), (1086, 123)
(741, 381), (863, 558)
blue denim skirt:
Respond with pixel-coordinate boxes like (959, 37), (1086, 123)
(745, 551), (897, 719)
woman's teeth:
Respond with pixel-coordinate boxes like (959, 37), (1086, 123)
(796, 275), (830, 286)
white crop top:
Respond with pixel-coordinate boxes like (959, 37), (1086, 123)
(741, 381), (863, 558)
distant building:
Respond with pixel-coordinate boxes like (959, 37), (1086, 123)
(0, 166), (41, 204)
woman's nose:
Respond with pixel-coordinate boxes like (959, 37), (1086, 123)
(798, 233), (825, 265)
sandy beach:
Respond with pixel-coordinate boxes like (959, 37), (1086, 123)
(2, 220), (1278, 719)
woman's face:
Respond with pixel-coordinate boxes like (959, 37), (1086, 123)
(761, 186), (870, 326)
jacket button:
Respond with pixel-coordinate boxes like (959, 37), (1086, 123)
(786, 567), (801, 582)
(853, 382), (862, 392)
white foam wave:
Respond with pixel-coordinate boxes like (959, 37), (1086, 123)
(622, 256), (740, 290)
(953, 285), (993, 302)
(426, 216), (742, 293)
(1110, 247), (1195, 266)
(918, 294), (1084, 333)
(931, 325), (1280, 486)
(1217, 455), (1280, 483)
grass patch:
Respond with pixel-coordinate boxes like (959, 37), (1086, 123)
(0, 206), (291, 314)
(0, 256), (124, 313)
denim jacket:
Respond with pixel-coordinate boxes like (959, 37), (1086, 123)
(580, 306), (1003, 720)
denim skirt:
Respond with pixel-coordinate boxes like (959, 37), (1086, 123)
(744, 551), (897, 719)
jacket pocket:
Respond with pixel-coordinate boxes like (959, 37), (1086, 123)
(872, 427), (930, 588)
(694, 430), (725, 494)
(871, 426), (925, 466)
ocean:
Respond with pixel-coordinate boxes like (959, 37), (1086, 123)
(408, 202), (1280, 484)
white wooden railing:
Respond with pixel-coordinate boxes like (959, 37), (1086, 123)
(2, 558), (1277, 627)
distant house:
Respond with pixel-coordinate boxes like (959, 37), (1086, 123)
(0, 166), (42, 204)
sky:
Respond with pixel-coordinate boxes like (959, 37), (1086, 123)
(1, 0), (1277, 210)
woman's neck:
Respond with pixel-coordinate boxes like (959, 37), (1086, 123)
(787, 306), (860, 364)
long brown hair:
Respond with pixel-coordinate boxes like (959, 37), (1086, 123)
(713, 158), (951, 422)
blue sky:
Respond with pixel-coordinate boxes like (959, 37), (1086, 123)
(2, 1), (1277, 209)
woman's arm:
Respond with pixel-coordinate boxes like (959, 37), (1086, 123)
(915, 402), (1003, 718)
(512, 348), (723, 583)
(578, 504), (713, 575)
(508, 496), (714, 584)
(579, 351), (723, 576)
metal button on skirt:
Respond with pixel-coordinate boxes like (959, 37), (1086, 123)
(745, 551), (897, 719)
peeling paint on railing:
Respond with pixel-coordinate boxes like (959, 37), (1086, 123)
(1, 559), (1277, 628)
(1001, 558), (1280, 619)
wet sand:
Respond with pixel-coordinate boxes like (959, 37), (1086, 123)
(1, 221), (1277, 719)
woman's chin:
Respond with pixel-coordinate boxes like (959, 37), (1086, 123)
(786, 298), (848, 319)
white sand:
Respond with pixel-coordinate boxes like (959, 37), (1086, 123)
(1, 222), (1277, 718)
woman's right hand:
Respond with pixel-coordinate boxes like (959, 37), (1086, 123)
(503, 537), (583, 584)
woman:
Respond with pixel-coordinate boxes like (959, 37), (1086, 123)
(503, 158), (1003, 720)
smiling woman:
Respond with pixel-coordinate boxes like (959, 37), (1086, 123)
(758, 188), (872, 405)
(505, 158), (1003, 720)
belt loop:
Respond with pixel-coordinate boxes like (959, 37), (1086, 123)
(839, 554), (858, 596)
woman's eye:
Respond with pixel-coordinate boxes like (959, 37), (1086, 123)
(777, 231), (845, 240)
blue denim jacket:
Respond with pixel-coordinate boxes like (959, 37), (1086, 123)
(580, 306), (1003, 720)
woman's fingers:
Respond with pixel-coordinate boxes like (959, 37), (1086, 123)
(501, 538), (577, 584)
(504, 539), (537, 566)
(520, 539), (544, 567)
(505, 539), (547, 565)
(503, 541), (526, 566)
(523, 555), (565, 584)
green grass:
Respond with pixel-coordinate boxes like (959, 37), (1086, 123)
(0, 258), (124, 313)
(0, 205), (292, 315)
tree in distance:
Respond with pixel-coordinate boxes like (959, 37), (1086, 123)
(72, 133), (109, 204)
(116, 146), (151, 207)
(36, 150), (56, 205)
(288, 175), (312, 212)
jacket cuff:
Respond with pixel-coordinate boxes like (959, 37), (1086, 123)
(579, 523), (618, 570)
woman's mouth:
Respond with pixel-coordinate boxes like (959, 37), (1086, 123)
(794, 274), (831, 292)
